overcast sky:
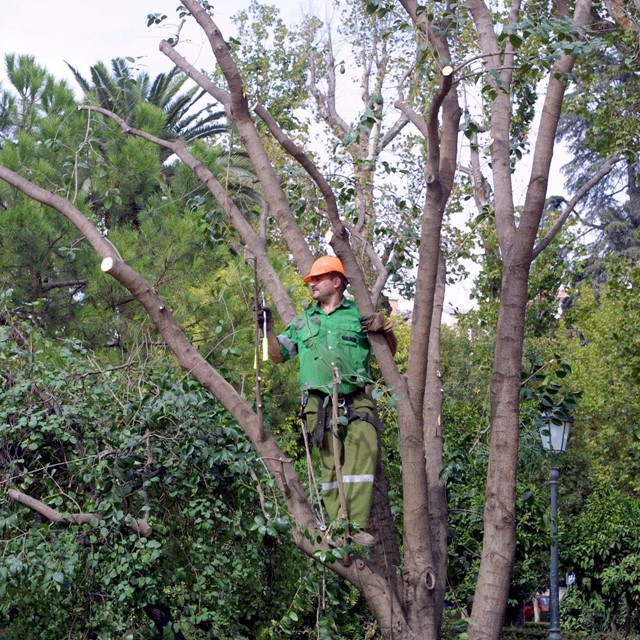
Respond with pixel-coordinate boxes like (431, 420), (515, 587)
(0, 1), (300, 90)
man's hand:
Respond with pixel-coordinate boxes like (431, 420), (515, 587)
(257, 305), (273, 330)
(257, 305), (284, 363)
(360, 312), (393, 333)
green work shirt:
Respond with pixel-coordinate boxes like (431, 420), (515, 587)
(277, 298), (371, 395)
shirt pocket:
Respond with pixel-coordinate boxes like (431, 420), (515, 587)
(335, 317), (368, 349)
(297, 316), (321, 348)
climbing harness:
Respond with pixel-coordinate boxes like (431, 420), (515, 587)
(298, 366), (385, 539)
(300, 389), (385, 443)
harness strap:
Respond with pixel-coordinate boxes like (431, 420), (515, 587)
(342, 396), (385, 432)
(301, 390), (384, 446)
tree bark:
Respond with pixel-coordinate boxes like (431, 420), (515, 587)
(423, 254), (449, 638)
(469, 0), (594, 636)
(171, 0), (315, 277)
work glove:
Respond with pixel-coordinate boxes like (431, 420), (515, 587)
(256, 305), (273, 330)
(360, 312), (393, 333)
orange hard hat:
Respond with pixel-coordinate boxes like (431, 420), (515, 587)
(303, 256), (347, 282)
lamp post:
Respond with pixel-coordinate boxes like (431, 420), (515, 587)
(539, 416), (572, 640)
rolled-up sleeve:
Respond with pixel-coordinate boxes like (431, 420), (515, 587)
(277, 333), (297, 360)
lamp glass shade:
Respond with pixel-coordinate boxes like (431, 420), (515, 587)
(539, 418), (572, 453)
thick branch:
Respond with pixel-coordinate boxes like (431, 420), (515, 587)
(394, 100), (429, 138)
(0, 167), (122, 263)
(170, 0), (314, 276)
(41, 279), (87, 293)
(308, 29), (350, 138)
(520, 0), (594, 251)
(379, 113), (410, 151)
(392, 10), (463, 629)
(158, 41), (231, 110)
(253, 104), (341, 225)
(78, 105), (296, 324)
(469, 1), (594, 636)
(462, 0), (517, 244)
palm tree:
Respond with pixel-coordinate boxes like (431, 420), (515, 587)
(67, 57), (227, 144)
(68, 58), (264, 233)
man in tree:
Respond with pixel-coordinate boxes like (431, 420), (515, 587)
(260, 256), (397, 546)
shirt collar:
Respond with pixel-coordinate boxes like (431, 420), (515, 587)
(309, 296), (352, 315)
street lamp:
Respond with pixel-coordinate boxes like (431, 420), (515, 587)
(539, 415), (573, 640)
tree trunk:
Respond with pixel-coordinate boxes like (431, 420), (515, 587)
(470, 261), (530, 640)
(423, 254), (449, 638)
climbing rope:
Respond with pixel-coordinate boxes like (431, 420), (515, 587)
(252, 255), (266, 442)
(300, 412), (326, 530)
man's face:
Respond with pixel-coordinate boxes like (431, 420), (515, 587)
(308, 273), (339, 302)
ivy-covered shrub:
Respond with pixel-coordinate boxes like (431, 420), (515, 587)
(0, 299), (382, 639)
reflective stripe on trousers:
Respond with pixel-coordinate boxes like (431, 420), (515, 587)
(322, 475), (375, 491)
(320, 418), (378, 530)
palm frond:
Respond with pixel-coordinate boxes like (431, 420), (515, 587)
(71, 57), (228, 141)
(163, 87), (202, 124)
(148, 67), (188, 107)
(179, 122), (228, 143)
(65, 62), (91, 94)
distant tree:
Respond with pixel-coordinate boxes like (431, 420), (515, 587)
(556, 4), (640, 285)
(1, 53), (77, 135)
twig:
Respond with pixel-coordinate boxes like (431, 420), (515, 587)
(250, 468), (268, 518)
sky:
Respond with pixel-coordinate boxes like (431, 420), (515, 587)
(0, 0), (300, 89)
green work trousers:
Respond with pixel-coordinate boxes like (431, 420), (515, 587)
(302, 391), (380, 530)
(320, 415), (378, 530)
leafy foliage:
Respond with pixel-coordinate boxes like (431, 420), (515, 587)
(0, 302), (346, 638)
(562, 478), (640, 635)
(555, 259), (640, 493)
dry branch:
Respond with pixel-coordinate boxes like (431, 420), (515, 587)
(7, 488), (152, 537)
